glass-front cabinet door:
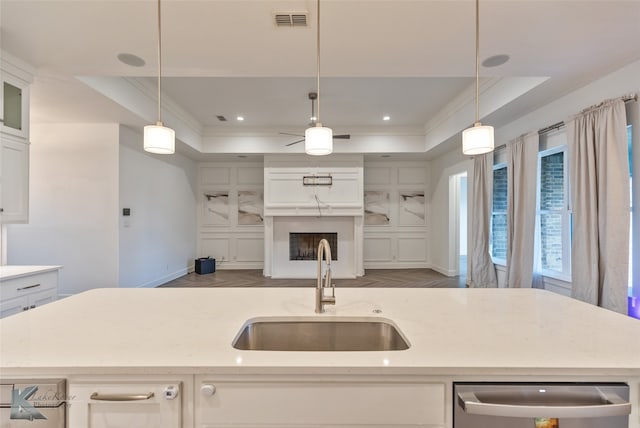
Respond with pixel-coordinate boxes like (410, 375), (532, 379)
(0, 71), (30, 140)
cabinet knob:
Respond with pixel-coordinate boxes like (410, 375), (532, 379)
(200, 384), (216, 397)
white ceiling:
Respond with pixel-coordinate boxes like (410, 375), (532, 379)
(2, 0), (640, 159)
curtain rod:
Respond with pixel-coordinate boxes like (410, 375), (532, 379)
(537, 93), (637, 136)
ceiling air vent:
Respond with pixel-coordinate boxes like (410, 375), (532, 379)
(273, 12), (308, 27)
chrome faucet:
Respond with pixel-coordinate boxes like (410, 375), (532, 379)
(315, 238), (336, 313)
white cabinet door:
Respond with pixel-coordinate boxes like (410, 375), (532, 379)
(68, 381), (182, 428)
(196, 378), (445, 427)
(0, 295), (28, 317)
(1, 71), (30, 139)
(0, 289), (55, 317)
(0, 135), (29, 223)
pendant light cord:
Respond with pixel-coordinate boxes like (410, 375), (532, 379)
(474, 0), (480, 125)
(157, 0), (163, 124)
(316, 0), (321, 125)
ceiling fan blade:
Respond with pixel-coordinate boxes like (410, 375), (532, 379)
(334, 134), (351, 139)
(285, 139), (305, 146)
(280, 132), (304, 137)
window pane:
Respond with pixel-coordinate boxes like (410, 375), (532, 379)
(491, 214), (507, 260)
(493, 167), (507, 212)
(541, 212), (563, 271)
(540, 152), (564, 210)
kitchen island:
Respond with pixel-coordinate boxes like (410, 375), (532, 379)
(1, 287), (639, 427)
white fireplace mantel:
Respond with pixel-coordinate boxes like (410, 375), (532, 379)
(263, 155), (365, 279)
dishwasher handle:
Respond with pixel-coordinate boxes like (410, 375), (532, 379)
(457, 391), (631, 419)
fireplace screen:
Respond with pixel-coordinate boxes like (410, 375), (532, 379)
(289, 233), (338, 261)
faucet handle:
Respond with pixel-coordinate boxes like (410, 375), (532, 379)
(323, 294), (336, 305)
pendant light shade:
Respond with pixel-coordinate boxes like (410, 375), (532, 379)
(462, 123), (494, 155)
(305, 124), (333, 156)
(144, 0), (175, 154)
(144, 122), (175, 154)
(305, 0), (332, 156)
(462, 0), (494, 155)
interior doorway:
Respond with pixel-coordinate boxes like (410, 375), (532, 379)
(458, 174), (468, 277)
(450, 172), (468, 284)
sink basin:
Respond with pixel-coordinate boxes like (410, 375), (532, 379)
(232, 317), (410, 351)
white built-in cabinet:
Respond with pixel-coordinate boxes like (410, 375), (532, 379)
(0, 267), (59, 318)
(68, 379), (185, 428)
(0, 135), (29, 223)
(1, 52), (33, 224)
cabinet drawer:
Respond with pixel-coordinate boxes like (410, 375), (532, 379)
(68, 381), (182, 428)
(0, 271), (57, 300)
(0, 288), (57, 318)
(197, 381), (445, 426)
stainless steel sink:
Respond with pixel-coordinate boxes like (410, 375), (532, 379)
(232, 317), (410, 351)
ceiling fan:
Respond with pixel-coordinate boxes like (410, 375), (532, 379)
(281, 92), (350, 146)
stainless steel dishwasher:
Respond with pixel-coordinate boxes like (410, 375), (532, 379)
(454, 382), (630, 428)
(0, 379), (66, 427)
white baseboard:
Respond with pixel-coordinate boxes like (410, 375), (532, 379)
(429, 264), (457, 277)
(364, 262), (432, 270)
(139, 268), (189, 288)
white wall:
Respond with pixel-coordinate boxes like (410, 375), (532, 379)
(119, 126), (197, 287)
(7, 123), (120, 295)
(428, 150), (473, 277)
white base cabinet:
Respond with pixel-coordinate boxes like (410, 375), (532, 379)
(68, 379), (185, 428)
(0, 268), (58, 318)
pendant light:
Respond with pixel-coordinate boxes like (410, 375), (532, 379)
(462, 0), (494, 155)
(144, 0), (175, 154)
(305, 0), (333, 156)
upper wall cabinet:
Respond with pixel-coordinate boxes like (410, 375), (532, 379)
(1, 135), (29, 223)
(1, 52), (34, 224)
(1, 53), (33, 140)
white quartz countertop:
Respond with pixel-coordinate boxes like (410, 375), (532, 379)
(1, 287), (639, 375)
(0, 265), (61, 281)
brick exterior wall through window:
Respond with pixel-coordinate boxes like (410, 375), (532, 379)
(540, 151), (565, 271)
(492, 166), (508, 260)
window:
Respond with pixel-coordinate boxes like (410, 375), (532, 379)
(537, 145), (571, 278)
(490, 163), (507, 263)
(490, 135), (570, 279)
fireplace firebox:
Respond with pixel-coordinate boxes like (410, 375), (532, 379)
(289, 233), (338, 261)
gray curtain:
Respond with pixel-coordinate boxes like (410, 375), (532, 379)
(505, 132), (539, 288)
(567, 98), (630, 314)
(468, 152), (498, 288)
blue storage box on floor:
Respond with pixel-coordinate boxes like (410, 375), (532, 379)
(195, 257), (215, 274)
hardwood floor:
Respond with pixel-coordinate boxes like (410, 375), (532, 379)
(161, 268), (466, 288)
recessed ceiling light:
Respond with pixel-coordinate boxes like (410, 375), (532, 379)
(236, 116), (244, 121)
(383, 116), (391, 121)
(117, 53), (146, 67)
(482, 54), (510, 68)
